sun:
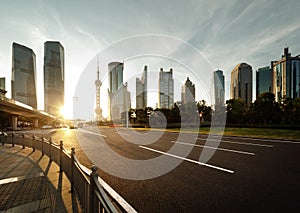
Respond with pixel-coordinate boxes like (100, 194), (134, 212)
(59, 106), (72, 119)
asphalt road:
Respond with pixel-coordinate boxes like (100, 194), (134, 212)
(28, 126), (300, 212)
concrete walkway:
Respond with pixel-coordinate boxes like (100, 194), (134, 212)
(0, 144), (82, 212)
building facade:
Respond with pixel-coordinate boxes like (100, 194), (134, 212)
(44, 41), (65, 116)
(0, 77), (5, 91)
(272, 47), (300, 102)
(256, 66), (272, 97)
(11, 43), (37, 109)
(230, 63), (253, 105)
(159, 68), (174, 109)
(0, 77), (6, 98)
(181, 77), (195, 104)
(108, 62), (123, 94)
(108, 62), (131, 120)
(214, 70), (225, 106)
(136, 65), (147, 109)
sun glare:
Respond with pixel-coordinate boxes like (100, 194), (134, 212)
(60, 106), (72, 119)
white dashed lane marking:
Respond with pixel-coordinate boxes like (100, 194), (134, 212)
(139, 145), (234, 174)
(172, 141), (255, 155)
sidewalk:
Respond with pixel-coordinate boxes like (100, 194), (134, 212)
(0, 144), (82, 213)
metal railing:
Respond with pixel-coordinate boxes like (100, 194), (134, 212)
(0, 132), (136, 213)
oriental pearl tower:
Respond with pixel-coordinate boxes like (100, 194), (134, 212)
(95, 56), (103, 121)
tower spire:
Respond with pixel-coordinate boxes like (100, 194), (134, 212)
(97, 55), (100, 80)
(95, 55), (103, 121)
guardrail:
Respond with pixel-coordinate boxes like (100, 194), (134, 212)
(0, 132), (136, 213)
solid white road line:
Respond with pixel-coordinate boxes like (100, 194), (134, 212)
(117, 132), (130, 136)
(210, 135), (300, 144)
(172, 141), (255, 155)
(195, 137), (274, 147)
(139, 145), (234, 174)
(76, 128), (107, 138)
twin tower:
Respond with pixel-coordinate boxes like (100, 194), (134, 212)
(11, 42), (64, 117)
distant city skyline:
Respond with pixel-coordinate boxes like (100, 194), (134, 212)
(1, 1), (300, 119)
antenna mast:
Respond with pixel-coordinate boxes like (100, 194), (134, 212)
(95, 55), (103, 121)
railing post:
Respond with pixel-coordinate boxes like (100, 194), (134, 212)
(89, 165), (98, 213)
(22, 133), (25, 149)
(70, 147), (75, 193)
(59, 140), (63, 172)
(49, 137), (52, 162)
(4, 133), (7, 145)
(41, 134), (44, 155)
(12, 132), (15, 147)
(32, 134), (35, 151)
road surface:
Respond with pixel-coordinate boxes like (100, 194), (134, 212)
(20, 126), (300, 212)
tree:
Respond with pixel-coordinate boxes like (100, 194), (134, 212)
(226, 98), (246, 124)
(178, 102), (199, 125)
(253, 92), (278, 124)
(245, 103), (255, 126)
(197, 100), (212, 122)
(281, 97), (300, 125)
(169, 103), (181, 123)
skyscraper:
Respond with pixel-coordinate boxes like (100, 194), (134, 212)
(214, 70), (225, 106)
(0, 78), (6, 97)
(159, 68), (174, 109)
(181, 77), (195, 104)
(44, 41), (64, 116)
(108, 62), (131, 120)
(0, 77), (5, 91)
(108, 62), (123, 94)
(256, 66), (272, 97)
(136, 65), (147, 109)
(11, 42), (37, 109)
(230, 63), (253, 105)
(272, 47), (300, 102)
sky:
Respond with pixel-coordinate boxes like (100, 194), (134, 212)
(0, 0), (300, 120)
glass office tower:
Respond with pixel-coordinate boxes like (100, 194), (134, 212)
(108, 62), (131, 121)
(11, 42), (37, 109)
(44, 41), (65, 116)
(230, 63), (253, 105)
(159, 68), (174, 109)
(256, 66), (272, 97)
(272, 47), (300, 102)
(214, 70), (225, 106)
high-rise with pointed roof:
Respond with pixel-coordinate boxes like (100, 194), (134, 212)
(181, 77), (195, 104)
(136, 65), (147, 109)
